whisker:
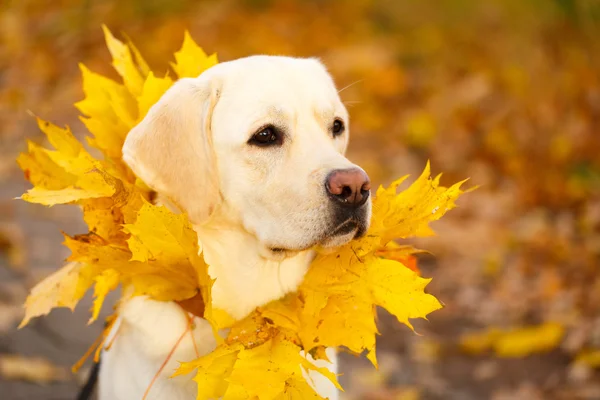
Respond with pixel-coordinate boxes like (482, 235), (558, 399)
(338, 80), (363, 93)
(342, 100), (362, 108)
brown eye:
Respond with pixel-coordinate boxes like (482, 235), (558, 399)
(249, 126), (282, 147)
(332, 119), (345, 137)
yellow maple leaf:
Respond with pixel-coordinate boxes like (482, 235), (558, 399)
(171, 31), (218, 78)
(19, 119), (116, 205)
(76, 63), (138, 128)
(137, 71), (173, 119)
(179, 335), (341, 400)
(102, 25), (146, 97)
(63, 200), (213, 320)
(123, 34), (151, 78)
(364, 257), (441, 330)
(124, 202), (198, 264)
(366, 161), (469, 252)
(175, 344), (242, 399)
(81, 198), (129, 243)
(297, 293), (378, 365)
(17, 140), (77, 190)
(288, 242), (443, 368)
(224, 336), (341, 400)
(122, 200), (212, 306)
(91, 269), (120, 322)
(75, 64), (138, 159)
(19, 262), (93, 328)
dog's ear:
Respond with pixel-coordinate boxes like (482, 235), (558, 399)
(123, 76), (221, 224)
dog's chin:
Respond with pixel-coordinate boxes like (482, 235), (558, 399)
(258, 218), (368, 260)
(259, 245), (302, 261)
(320, 229), (357, 248)
(320, 220), (361, 248)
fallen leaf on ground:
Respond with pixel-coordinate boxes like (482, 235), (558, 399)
(460, 323), (565, 357)
(0, 354), (70, 383)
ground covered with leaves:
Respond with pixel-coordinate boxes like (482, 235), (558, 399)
(1, 1), (599, 399)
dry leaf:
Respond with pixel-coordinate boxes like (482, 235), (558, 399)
(460, 323), (565, 358)
(575, 350), (600, 369)
(0, 354), (70, 384)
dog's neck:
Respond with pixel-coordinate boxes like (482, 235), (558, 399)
(192, 215), (313, 320)
(155, 194), (313, 319)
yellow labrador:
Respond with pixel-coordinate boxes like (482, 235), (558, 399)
(98, 56), (372, 400)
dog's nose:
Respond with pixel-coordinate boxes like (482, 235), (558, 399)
(326, 168), (371, 208)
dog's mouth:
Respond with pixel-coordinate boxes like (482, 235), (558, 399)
(331, 219), (359, 236)
(269, 247), (287, 254)
(262, 212), (369, 259)
(318, 217), (367, 249)
(262, 246), (297, 261)
(264, 221), (361, 258)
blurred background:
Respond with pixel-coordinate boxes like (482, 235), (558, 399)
(1, 0), (600, 399)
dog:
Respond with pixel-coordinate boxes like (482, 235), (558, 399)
(96, 55), (372, 400)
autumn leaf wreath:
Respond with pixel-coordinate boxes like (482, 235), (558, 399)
(17, 27), (471, 399)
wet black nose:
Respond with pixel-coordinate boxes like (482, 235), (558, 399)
(325, 168), (371, 208)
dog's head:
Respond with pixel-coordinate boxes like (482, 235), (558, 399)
(123, 56), (371, 255)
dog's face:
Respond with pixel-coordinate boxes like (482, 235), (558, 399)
(123, 56), (371, 255)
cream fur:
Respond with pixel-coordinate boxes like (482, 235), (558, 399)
(99, 55), (371, 400)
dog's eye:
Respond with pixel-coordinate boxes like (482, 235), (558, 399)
(332, 119), (345, 137)
(249, 126), (282, 147)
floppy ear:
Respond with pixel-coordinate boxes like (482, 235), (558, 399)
(123, 77), (221, 224)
